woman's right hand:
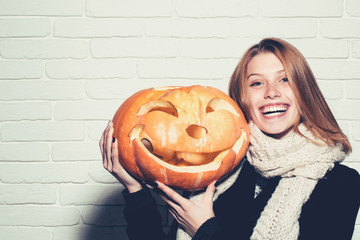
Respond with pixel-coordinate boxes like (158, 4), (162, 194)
(100, 121), (143, 193)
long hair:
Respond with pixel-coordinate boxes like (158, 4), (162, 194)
(229, 38), (351, 154)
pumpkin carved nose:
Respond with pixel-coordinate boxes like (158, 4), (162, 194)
(186, 125), (208, 139)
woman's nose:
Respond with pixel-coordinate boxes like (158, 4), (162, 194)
(265, 83), (281, 99)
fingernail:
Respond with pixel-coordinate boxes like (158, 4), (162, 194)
(112, 137), (116, 143)
(145, 180), (158, 188)
(215, 180), (220, 187)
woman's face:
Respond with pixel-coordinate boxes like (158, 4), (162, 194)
(246, 52), (300, 139)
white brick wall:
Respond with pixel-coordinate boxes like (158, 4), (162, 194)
(0, 1), (359, 239)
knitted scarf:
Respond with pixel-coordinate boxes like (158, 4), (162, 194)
(176, 122), (345, 240)
(247, 122), (345, 239)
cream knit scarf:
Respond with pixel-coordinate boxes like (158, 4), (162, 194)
(176, 122), (345, 240)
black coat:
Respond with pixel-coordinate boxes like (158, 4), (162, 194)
(123, 160), (360, 240)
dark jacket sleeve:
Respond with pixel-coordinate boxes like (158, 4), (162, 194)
(123, 188), (168, 240)
(192, 218), (219, 240)
(299, 164), (360, 240)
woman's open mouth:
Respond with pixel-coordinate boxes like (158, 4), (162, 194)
(260, 104), (289, 117)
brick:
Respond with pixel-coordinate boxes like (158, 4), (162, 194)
(52, 142), (101, 161)
(88, 121), (108, 141)
(263, 0), (342, 17)
(0, 185), (56, 204)
(0, 80), (84, 101)
(52, 226), (126, 240)
(46, 59), (135, 79)
(177, 38), (256, 59)
(0, 163), (89, 183)
(89, 162), (119, 183)
(90, 38), (177, 58)
(345, 80), (360, 100)
(138, 59), (231, 79)
(351, 121), (360, 141)
(59, 185), (125, 205)
(0, 102), (51, 121)
(86, 0), (172, 17)
(85, 80), (140, 100)
(308, 60), (360, 80)
(347, 0), (360, 16)
(288, 39), (349, 59)
(0, 39), (88, 59)
(85, 78), (228, 100)
(0, 18), (50, 37)
(320, 19), (360, 38)
(0, 60), (43, 79)
(0, 206), (80, 226)
(82, 205), (168, 226)
(54, 101), (122, 121)
(231, 19), (317, 38)
(352, 40), (360, 58)
(0, 227), (50, 240)
(0, 143), (50, 161)
(54, 19), (142, 38)
(1, 122), (85, 142)
(327, 99), (360, 120)
(176, 0), (258, 17)
(0, 0), (83, 16)
(145, 19), (231, 38)
(317, 80), (344, 100)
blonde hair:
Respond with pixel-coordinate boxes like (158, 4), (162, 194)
(229, 38), (351, 154)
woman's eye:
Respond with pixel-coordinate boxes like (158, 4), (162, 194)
(250, 81), (262, 87)
(281, 77), (288, 82)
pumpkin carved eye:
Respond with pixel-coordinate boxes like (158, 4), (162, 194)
(137, 100), (178, 117)
(206, 98), (240, 117)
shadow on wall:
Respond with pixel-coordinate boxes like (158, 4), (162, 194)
(79, 188), (169, 240)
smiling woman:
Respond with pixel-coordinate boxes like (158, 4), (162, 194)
(230, 38), (352, 152)
(245, 52), (299, 138)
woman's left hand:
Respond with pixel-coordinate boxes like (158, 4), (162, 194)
(156, 181), (216, 237)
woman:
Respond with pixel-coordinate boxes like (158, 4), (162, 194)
(100, 38), (360, 239)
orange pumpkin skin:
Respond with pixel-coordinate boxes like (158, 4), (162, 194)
(112, 85), (249, 190)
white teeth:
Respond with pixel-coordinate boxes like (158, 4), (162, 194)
(262, 105), (288, 115)
(265, 111), (284, 117)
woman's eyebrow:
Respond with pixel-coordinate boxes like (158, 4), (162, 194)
(247, 73), (262, 79)
(247, 69), (285, 79)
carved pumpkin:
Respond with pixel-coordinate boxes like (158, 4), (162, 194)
(112, 85), (249, 190)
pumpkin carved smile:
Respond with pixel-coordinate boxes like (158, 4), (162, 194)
(112, 85), (249, 190)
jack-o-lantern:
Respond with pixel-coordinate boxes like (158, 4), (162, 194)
(112, 85), (249, 190)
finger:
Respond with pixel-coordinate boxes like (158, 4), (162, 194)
(156, 181), (188, 208)
(158, 192), (183, 212)
(111, 138), (123, 173)
(99, 130), (105, 161)
(106, 122), (114, 171)
(101, 122), (111, 168)
(168, 207), (183, 224)
(202, 181), (216, 204)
